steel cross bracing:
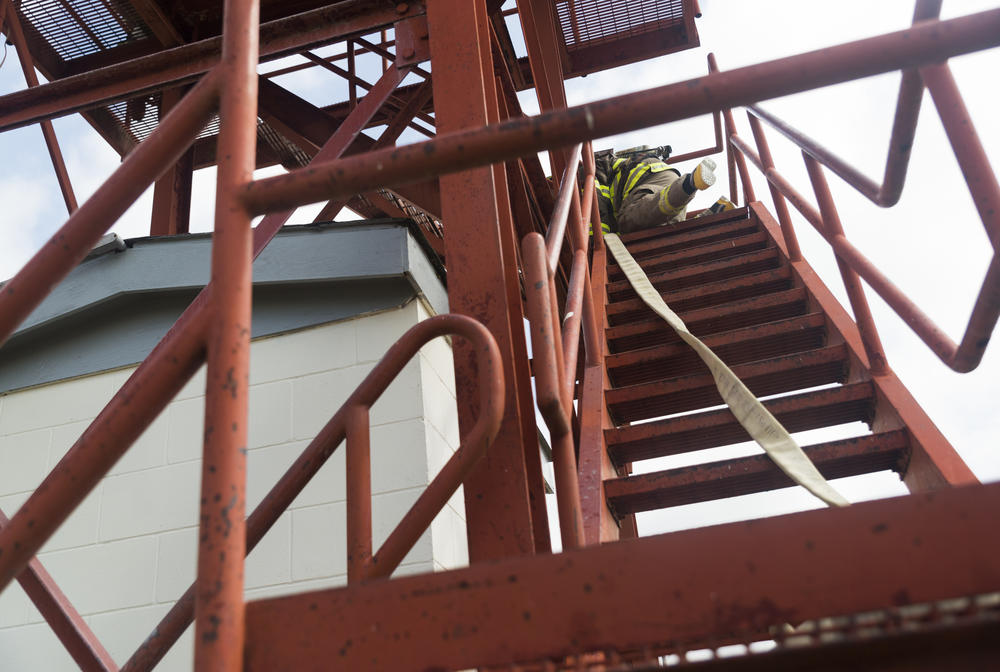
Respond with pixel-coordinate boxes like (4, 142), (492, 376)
(0, 0), (997, 669)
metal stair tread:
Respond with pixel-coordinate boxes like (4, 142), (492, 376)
(617, 218), (762, 261)
(608, 230), (770, 281)
(606, 343), (850, 424)
(607, 284), (807, 354)
(604, 429), (909, 514)
(607, 246), (782, 301)
(618, 206), (751, 244)
(606, 381), (876, 463)
(607, 312), (828, 387)
(607, 266), (806, 331)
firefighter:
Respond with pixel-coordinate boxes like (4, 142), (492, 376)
(606, 150), (718, 234)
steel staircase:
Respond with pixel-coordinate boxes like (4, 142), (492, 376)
(599, 202), (973, 530)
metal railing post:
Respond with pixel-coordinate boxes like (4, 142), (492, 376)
(194, 0), (259, 667)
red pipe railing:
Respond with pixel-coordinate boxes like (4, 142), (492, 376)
(521, 141), (603, 551)
(720, 49), (999, 372)
(0, 3), (998, 667)
(122, 314), (504, 672)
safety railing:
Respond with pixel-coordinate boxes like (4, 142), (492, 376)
(0, 2), (998, 668)
(713, 2), (999, 373)
(122, 314), (503, 672)
(521, 142), (601, 551)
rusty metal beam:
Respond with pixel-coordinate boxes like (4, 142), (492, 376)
(127, 0), (184, 46)
(300, 51), (436, 128)
(428, 0), (541, 560)
(312, 78), (436, 222)
(752, 203), (977, 489)
(192, 0), (258, 665)
(242, 8), (1000, 215)
(244, 482), (1000, 671)
(0, 0), (426, 132)
(0, 510), (118, 672)
(150, 87), (193, 236)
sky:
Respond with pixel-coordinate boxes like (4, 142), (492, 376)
(0, 1), (997, 542)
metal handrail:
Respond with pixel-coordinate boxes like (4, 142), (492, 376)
(746, 0), (945, 209)
(522, 141), (601, 551)
(722, 55), (1000, 372)
(122, 314), (504, 672)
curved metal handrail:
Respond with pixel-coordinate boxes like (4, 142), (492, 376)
(122, 313), (504, 672)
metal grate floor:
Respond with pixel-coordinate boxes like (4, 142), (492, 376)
(556, 0), (685, 49)
(19, 0), (152, 61)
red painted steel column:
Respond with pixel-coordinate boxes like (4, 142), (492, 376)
(346, 406), (372, 583)
(516, 0), (569, 176)
(427, 0), (539, 560)
(748, 113), (801, 261)
(195, 0), (258, 668)
(150, 87), (194, 236)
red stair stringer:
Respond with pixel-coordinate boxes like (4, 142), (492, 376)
(752, 203), (977, 490)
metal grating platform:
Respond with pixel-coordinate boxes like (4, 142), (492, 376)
(19, 0), (151, 61)
(552, 0), (697, 77)
(556, 0), (685, 49)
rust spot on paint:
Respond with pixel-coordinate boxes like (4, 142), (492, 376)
(222, 367), (238, 398)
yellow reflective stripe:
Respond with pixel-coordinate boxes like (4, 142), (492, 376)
(658, 184), (675, 215)
(622, 164), (652, 200)
(587, 222), (612, 236)
(623, 162), (670, 200)
(597, 184), (612, 198)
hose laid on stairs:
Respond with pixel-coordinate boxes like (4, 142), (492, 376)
(604, 233), (849, 507)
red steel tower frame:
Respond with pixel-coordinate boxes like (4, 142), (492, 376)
(0, 0), (997, 669)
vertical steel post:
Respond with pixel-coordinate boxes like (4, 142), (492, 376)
(708, 53), (756, 205)
(346, 405), (373, 584)
(151, 87), (195, 236)
(748, 112), (802, 261)
(803, 154), (888, 375)
(347, 40), (358, 109)
(516, 0), (569, 177)
(427, 0), (540, 560)
(195, 0), (258, 668)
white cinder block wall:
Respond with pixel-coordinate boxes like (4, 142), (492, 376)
(0, 299), (465, 670)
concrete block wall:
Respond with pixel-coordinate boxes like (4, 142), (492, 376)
(0, 299), (464, 670)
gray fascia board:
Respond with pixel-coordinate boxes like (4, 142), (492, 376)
(404, 234), (449, 316)
(14, 220), (421, 336)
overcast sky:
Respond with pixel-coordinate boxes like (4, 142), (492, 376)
(0, 1), (996, 540)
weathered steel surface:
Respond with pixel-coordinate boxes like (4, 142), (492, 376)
(0, 0), (425, 131)
(606, 313), (827, 386)
(606, 344), (849, 424)
(428, 0), (541, 560)
(608, 382), (875, 464)
(243, 482), (1000, 671)
(193, 0), (259, 666)
(605, 431), (909, 514)
(753, 204), (978, 489)
(242, 8), (1000, 214)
